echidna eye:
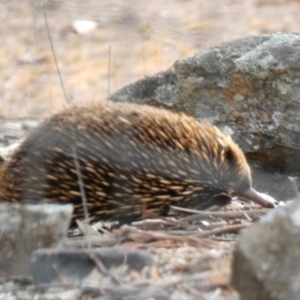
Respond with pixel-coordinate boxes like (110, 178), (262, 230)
(224, 147), (235, 164)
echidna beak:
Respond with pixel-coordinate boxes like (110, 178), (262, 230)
(236, 188), (277, 208)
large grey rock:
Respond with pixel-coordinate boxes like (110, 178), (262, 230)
(110, 33), (300, 201)
(231, 201), (300, 300)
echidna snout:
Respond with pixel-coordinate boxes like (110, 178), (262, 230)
(235, 188), (276, 208)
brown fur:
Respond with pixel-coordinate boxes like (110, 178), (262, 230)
(0, 101), (264, 225)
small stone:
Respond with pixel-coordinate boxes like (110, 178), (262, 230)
(30, 248), (155, 284)
(232, 201), (300, 300)
(0, 203), (73, 277)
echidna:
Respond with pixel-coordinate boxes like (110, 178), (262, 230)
(0, 101), (275, 226)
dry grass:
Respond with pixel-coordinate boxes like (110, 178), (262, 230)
(1, 0), (300, 118)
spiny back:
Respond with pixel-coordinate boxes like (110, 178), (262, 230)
(0, 101), (253, 224)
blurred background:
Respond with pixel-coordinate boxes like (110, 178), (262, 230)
(0, 0), (300, 119)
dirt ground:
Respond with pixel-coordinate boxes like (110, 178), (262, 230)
(1, 0), (300, 119)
